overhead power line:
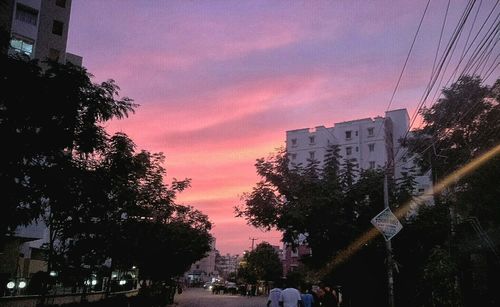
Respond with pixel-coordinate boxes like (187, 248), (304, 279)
(374, 0), (432, 142)
(392, 0), (500, 170)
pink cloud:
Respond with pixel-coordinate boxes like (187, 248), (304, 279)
(68, 0), (471, 255)
(178, 196), (282, 254)
(211, 220), (282, 254)
(104, 73), (329, 149)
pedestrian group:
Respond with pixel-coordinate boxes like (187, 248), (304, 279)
(267, 280), (342, 307)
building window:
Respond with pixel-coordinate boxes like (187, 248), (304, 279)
(9, 37), (34, 56)
(369, 161), (376, 169)
(291, 153), (297, 161)
(356, 146), (359, 152)
(52, 20), (64, 36)
(345, 130), (352, 140)
(309, 136), (315, 144)
(346, 147), (352, 155)
(355, 131), (358, 136)
(309, 151), (315, 160)
(369, 143), (375, 152)
(48, 48), (60, 61)
(15, 4), (38, 25)
(291, 138), (297, 146)
(56, 0), (67, 8)
(367, 127), (374, 137)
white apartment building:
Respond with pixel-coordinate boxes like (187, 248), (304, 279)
(286, 109), (432, 193)
(1, 0), (82, 65)
(185, 240), (219, 284)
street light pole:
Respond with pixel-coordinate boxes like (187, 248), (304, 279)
(249, 237), (258, 251)
(384, 172), (395, 307)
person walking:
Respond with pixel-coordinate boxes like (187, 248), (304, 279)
(319, 284), (338, 307)
(300, 285), (314, 307)
(310, 286), (320, 307)
(279, 281), (303, 307)
(333, 286), (342, 306)
(267, 280), (283, 307)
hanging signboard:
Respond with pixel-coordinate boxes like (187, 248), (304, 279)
(371, 207), (403, 241)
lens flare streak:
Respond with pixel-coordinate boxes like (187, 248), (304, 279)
(322, 144), (500, 275)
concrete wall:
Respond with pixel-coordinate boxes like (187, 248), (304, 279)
(287, 115), (389, 171)
(0, 239), (21, 278)
(5, 0), (81, 63)
(65, 51), (82, 66)
(10, 0), (41, 48)
(282, 245), (311, 276)
(0, 289), (138, 307)
(286, 126), (336, 169)
(34, 0), (72, 63)
(285, 109), (434, 201)
(334, 116), (388, 170)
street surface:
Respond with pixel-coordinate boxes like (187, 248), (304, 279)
(174, 287), (267, 307)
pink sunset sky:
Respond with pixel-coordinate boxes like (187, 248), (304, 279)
(66, 0), (498, 255)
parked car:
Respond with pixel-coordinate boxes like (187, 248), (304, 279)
(225, 282), (237, 295)
(211, 283), (225, 294)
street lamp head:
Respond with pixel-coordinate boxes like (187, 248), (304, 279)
(6, 281), (15, 289)
(18, 281), (27, 289)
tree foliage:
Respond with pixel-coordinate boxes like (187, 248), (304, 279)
(0, 53), (135, 240)
(403, 75), (500, 306)
(236, 75), (500, 307)
(236, 145), (387, 267)
(238, 242), (282, 283)
(0, 50), (212, 284)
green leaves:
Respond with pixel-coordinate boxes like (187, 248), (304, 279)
(400, 75), (500, 306)
(0, 55), (135, 238)
(238, 242), (282, 283)
(237, 143), (393, 266)
(0, 51), (212, 283)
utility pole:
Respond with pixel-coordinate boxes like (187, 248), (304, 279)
(447, 185), (461, 305)
(384, 172), (395, 307)
(432, 144), (462, 304)
(249, 237), (258, 251)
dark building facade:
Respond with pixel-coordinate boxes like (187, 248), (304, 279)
(1, 0), (81, 65)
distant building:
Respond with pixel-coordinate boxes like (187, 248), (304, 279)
(215, 253), (240, 280)
(270, 245), (282, 255)
(281, 244), (311, 276)
(286, 109), (432, 194)
(185, 240), (219, 284)
(0, 234), (47, 292)
(1, 0), (82, 65)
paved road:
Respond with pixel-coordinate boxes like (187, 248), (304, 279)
(174, 287), (267, 307)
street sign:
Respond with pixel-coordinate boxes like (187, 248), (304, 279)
(371, 207), (403, 241)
